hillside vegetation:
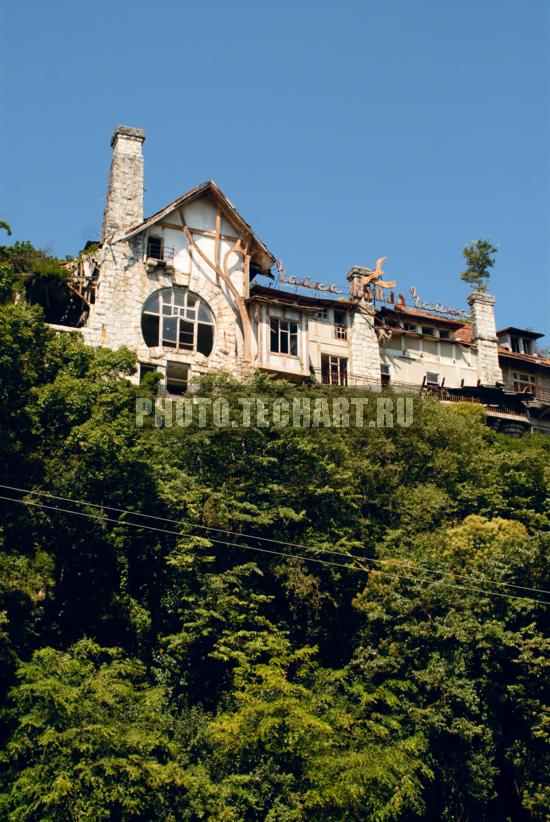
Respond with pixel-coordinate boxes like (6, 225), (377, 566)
(0, 294), (548, 821)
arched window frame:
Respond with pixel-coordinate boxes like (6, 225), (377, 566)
(141, 287), (215, 356)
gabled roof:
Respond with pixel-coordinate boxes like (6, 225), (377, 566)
(120, 180), (276, 272)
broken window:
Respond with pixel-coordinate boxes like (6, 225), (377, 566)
(321, 354), (348, 386)
(141, 287), (214, 356)
(270, 318), (298, 355)
(166, 361), (189, 396)
(512, 371), (536, 393)
(139, 363), (158, 384)
(380, 363), (391, 387)
(334, 309), (348, 340)
(426, 371), (440, 387)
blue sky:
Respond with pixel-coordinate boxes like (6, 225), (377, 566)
(2, 0), (549, 335)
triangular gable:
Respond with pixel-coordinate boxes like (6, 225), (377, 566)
(120, 180), (275, 273)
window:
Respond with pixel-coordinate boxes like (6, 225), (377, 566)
(147, 236), (163, 260)
(512, 371), (536, 393)
(141, 287), (214, 356)
(139, 363), (158, 384)
(380, 363), (391, 387)
(439, 329), (452, 340)
(523, 338), (534, 355)
(426, 371), (439, 387)
(321, 354), (348, 385)
(439, 341), (454, 359)
(511, 336), (521, 353)
(403, 322), (417, 332)
(270, 318), (298, 355)
(316, 308), (328, 321)
(146, 236), (174, 262)
(334, 310), (347, 340)
(166, 361), (189, 396)
(422, 326), (435, 336)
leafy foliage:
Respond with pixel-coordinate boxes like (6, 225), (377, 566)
(0, 291), (548, 820)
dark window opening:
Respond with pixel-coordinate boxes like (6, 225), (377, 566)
(197, 324), (214, 356)
(511, 336), (521, 353)
(142, 314), (159, 347)
(166, 361), (189, 396)
(270, 318), (298, 356)
(381, 363), (391, 387)
(334, 310), (348, 340)
(141, 287), (214, 356)
(147, 236), (163, 260)
(426, 371), (439, 387)
(321, 354), (348, 385)
(139, 363), (157, 384)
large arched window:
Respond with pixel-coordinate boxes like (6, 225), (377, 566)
(141, 287), (214, 356)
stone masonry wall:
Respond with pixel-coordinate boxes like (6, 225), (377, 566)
(468, 291), (503, 386)
(83, 234), (249, 381)
(101, 126), (146, 240)
(349, 306), (382, 386)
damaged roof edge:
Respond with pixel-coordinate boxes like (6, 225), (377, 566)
(118, 180), (276, 272)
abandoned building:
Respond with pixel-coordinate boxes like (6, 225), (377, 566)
(45, 125), (550, 435)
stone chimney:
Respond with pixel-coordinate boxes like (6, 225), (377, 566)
(468, 290), (503, 386)
(101, 125), (146, 241)
(346, 266), (382, 386)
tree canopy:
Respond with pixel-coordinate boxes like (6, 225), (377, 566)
(0, 246), (548, 820)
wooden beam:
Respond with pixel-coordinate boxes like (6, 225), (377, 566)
(177, 206), (254, 365)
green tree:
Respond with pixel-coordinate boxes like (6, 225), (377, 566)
(460, 238), (498, 291)
(1, 640), (191, 821)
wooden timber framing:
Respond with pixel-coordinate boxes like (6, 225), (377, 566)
(157, 220), (241, 244)
(176, 206), (254, 364)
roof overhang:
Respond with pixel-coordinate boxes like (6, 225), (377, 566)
(497, 326), (544, 340)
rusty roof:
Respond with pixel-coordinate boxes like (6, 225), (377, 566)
(498, 347), (550, 369)
(119, 180), (276, 272)
(248, 283), (356, 309)
(376, 305), (471, 328)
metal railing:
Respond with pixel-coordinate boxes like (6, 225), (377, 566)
(147, 243), (175, 262)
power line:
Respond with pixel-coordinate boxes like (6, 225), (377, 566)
(0, 491), (547, 607)
(0, 483), (547, 599)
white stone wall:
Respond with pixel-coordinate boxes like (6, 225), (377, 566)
(87, 195), (252, 384)
(349, 307), (382, 386)
(468, 291), (503, 386)
(380, 334), (478, 387)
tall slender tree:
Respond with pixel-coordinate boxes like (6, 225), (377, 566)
(460, 238), (498, 291)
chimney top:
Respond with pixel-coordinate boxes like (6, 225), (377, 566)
(110, 125), (146, 148)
